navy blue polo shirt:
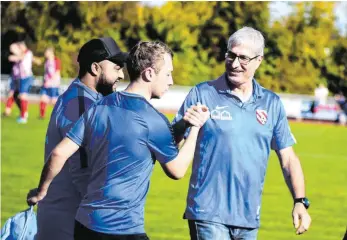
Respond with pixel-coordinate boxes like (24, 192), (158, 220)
(40, 79), (102, 211)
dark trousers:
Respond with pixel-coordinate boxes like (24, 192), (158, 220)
(74, 220), (150, 240)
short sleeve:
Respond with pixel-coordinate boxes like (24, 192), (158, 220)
(272, 98), (296, 150)
(147, 112), (178, 164)
(171, 86), (200, 138)
(66, 106), (94, 147)
(55, 58), (61, 71)
(271, 133), (297, 150)
(62, 96), (95, 123)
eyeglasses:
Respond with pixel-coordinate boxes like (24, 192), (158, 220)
(225, 51), (260, 65)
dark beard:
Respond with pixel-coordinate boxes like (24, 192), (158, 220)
(151, 94), (160, 99)
(95, 72), (114, 96)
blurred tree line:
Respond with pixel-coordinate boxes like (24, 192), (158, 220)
(1, 1), (346, 95)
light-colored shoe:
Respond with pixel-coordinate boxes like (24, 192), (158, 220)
(17, 117), (28, 124)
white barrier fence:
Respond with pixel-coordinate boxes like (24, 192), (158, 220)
(0, 74), (343, 122)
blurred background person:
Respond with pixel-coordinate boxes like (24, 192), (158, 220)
(38, 47), (61, 119)
(14, 41), (35, 124)
(335, 92), (347, 114)
(3, 42), (22, 117)
(314, 83), (329, 105)
(310, 83), (329, 114)
(334, 92), (347, 125)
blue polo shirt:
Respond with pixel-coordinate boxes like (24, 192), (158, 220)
(66, 91), (179, 234)
(39, 79), (102, 214)
(172, 73), (295, 228)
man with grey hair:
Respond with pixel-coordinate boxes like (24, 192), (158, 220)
(172, 26), (311, 239)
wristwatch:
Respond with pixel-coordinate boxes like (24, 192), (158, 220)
(294, 197), (310, 209)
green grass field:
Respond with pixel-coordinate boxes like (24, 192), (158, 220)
(1, 104), (347, 239)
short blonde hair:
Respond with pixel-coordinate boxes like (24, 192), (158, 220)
(126, 41), (174, 82)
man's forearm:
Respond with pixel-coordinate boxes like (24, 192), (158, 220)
(175, 126), (199, 172)
(37, 152), (67, 194)
(8, 54), (22, 62)
(282, 155), (305, 199)
(28, 137), (80, 204)
(162, 126), (200, 179)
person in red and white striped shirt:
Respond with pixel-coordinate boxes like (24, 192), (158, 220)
(16, 41), (35, 124)
(3, 42), (22, 117)
(39, 47), (61, 119)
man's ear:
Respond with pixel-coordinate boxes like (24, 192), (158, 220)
(90, 62), (100, 77)
(141, 67), (155, 82)
(255, 56), (263, 69)
(257, 56), (263, 63)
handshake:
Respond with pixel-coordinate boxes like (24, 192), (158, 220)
(182, 102), (210, 128)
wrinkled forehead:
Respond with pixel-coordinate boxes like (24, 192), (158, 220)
(228, 43), (257, 57)
(227, 35), (263, 56)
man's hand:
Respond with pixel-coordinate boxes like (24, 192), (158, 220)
(27, 188), (47, 206)
(183, 102), (210, 128)
(293, 203), (311, 234)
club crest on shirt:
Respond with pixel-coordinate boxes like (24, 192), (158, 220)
(256, 109), (267, 125)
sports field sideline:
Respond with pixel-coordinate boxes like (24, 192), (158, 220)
(1, 105), (346, 240)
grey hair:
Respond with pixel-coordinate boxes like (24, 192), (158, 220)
(227, 27), (265, 56)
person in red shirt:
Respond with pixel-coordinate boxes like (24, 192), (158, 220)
(39, 47), (61, 119)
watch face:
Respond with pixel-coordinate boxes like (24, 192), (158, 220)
(295, 198), (310, 209)
(303, 198), (310, 209)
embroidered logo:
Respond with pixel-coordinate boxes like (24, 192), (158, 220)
(256, 109), (267, 125)
(211, 106), (232, 120)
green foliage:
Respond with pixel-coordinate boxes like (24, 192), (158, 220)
(1, 1), (346, 95)
(266, 2), (346, 94)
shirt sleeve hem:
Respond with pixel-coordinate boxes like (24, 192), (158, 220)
(276, 139), (295, 151)
(66, 132), (83, 146)
(157, 152), (179, 164)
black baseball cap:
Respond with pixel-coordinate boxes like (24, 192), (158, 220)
(77, 37), (128, 67)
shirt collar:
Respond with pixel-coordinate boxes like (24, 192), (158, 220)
(215, 73), (264, 100)
(71, 78), (103, 100)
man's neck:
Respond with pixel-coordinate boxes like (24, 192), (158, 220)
(227, 77), (253, 102)
(124, 80), (151, 101)
(80, 75), (97, 93)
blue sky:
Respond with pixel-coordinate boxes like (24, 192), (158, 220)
(141, 1), (347, 36)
